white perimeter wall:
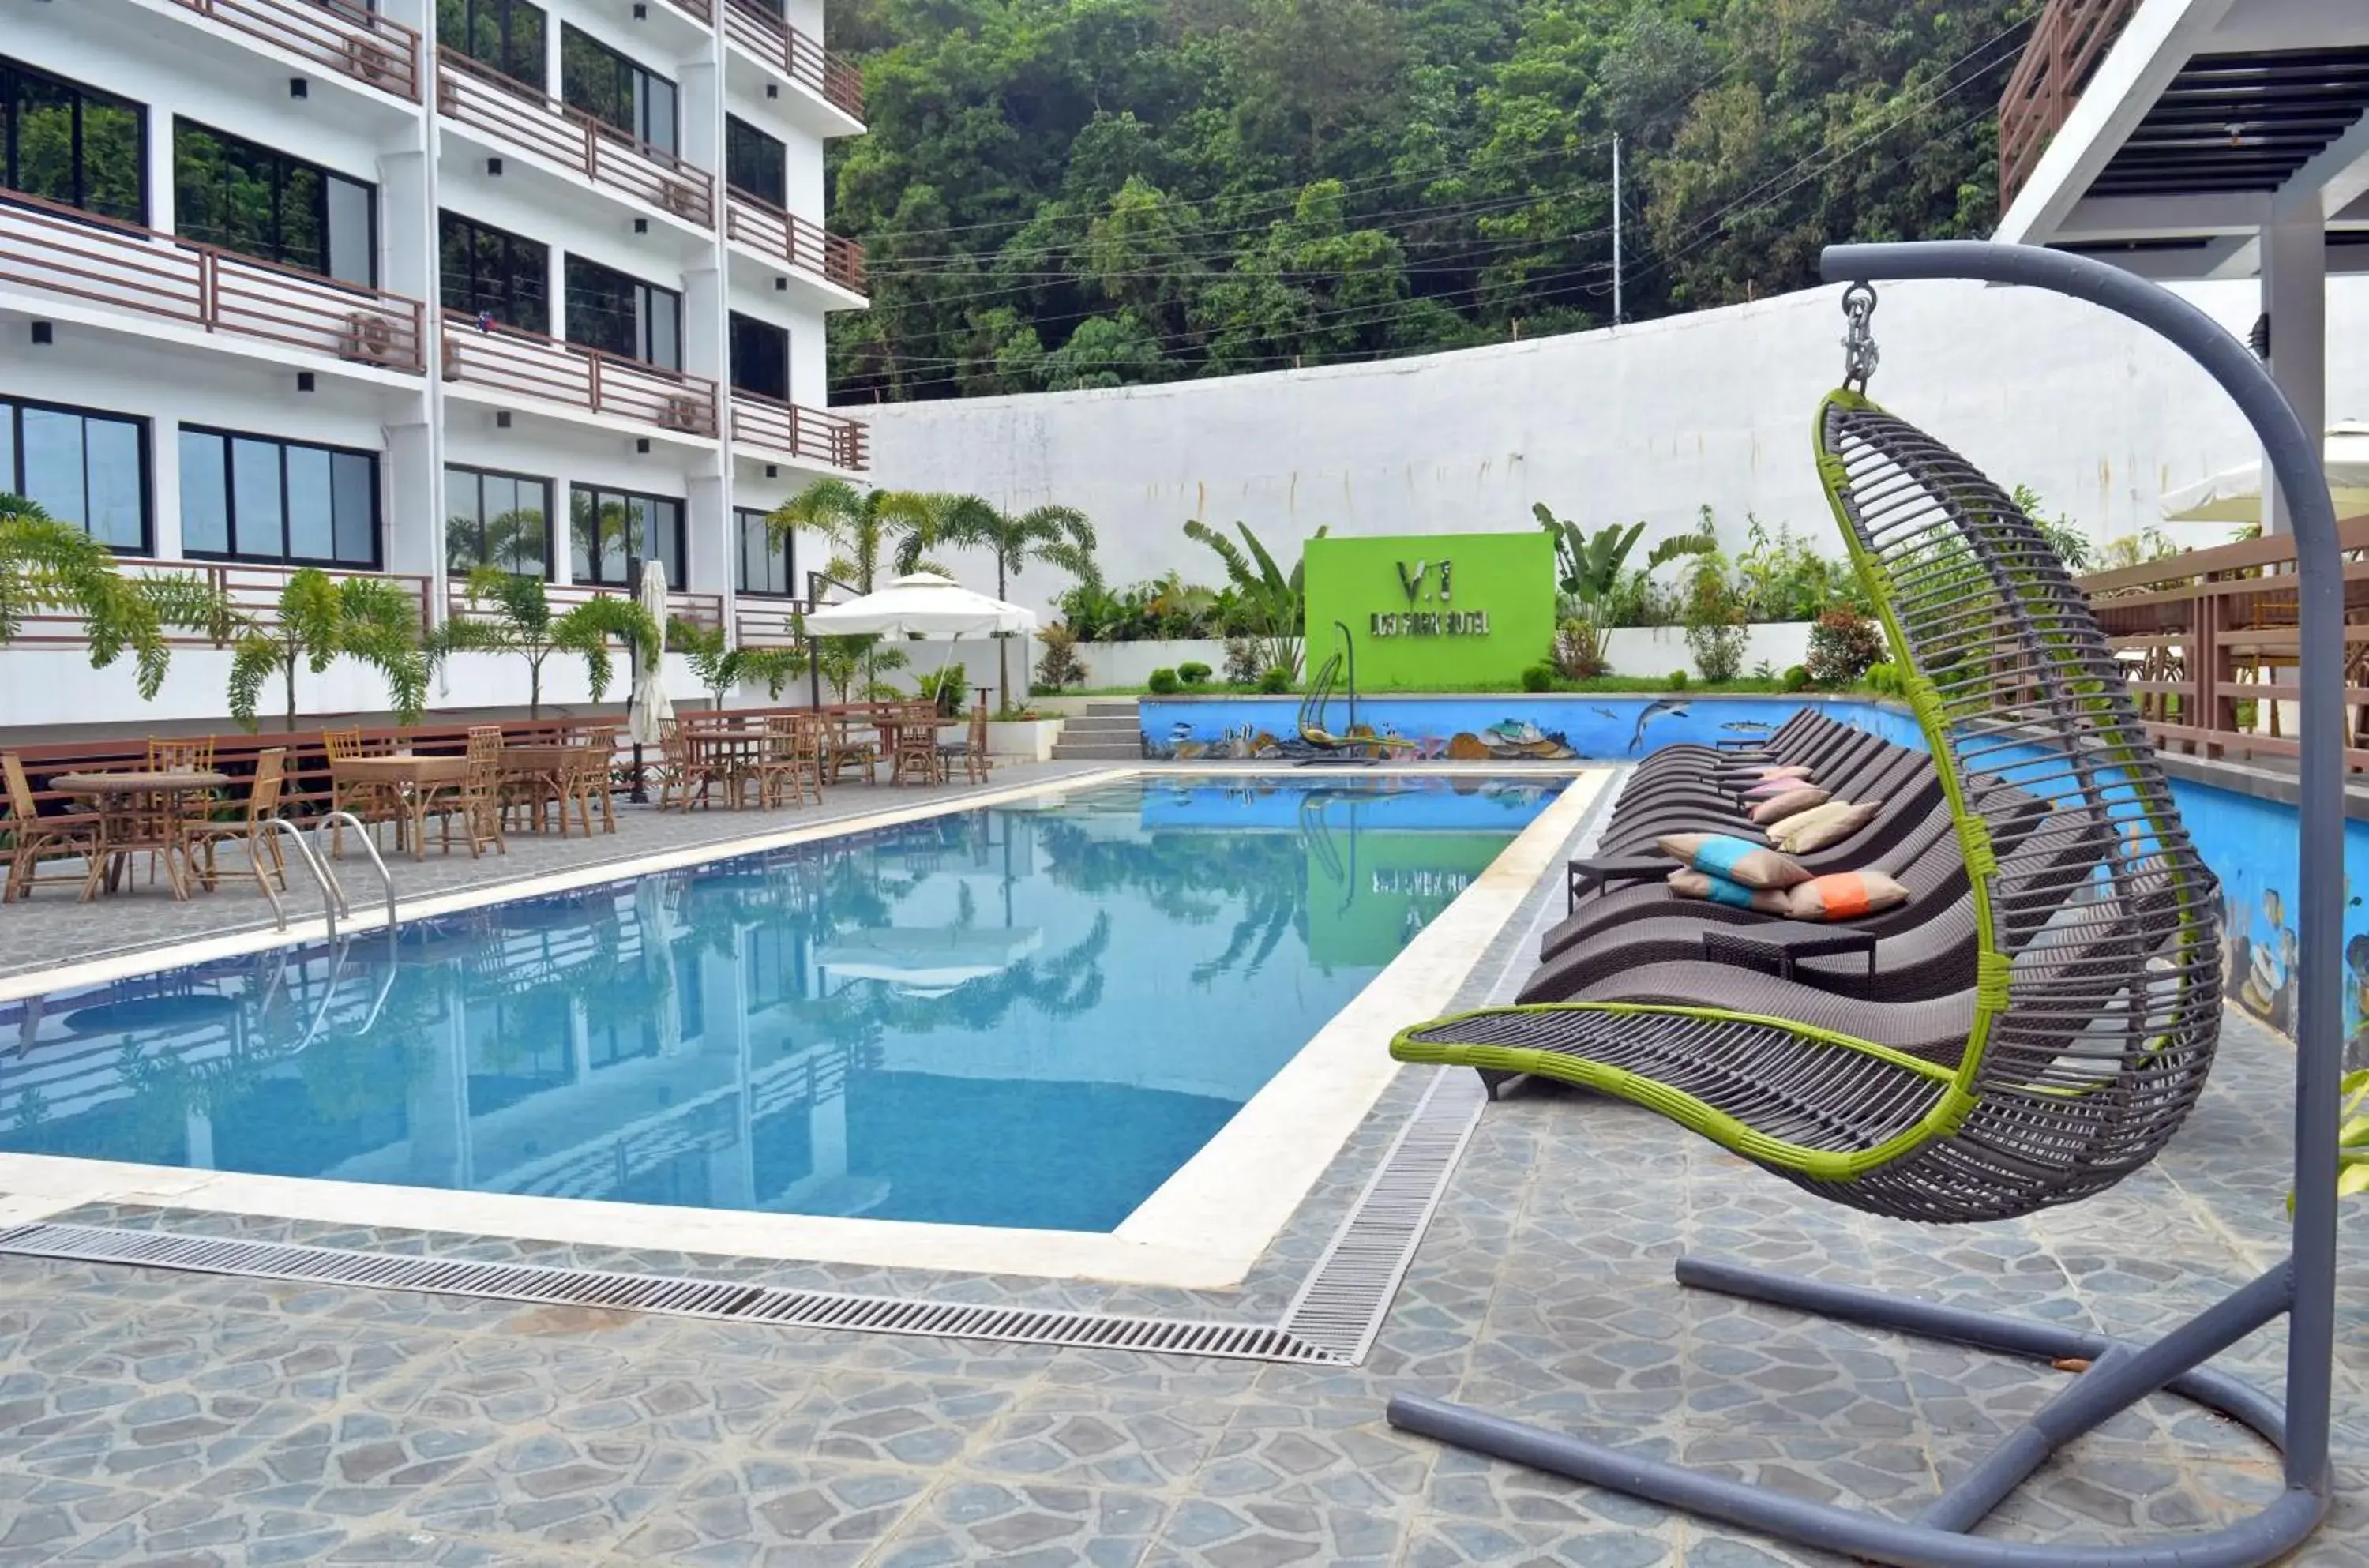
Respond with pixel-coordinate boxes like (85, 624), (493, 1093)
(852, 275), (2369, 618)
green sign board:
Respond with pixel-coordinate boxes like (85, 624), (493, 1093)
(1306, 829), (1515, 966)
(1301, 531), (1554, 691)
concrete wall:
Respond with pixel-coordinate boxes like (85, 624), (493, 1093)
(853, 275), (2369, 618)
(1602, 622), (1814, 680)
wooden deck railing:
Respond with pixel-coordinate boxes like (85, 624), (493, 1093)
(734, 598), (812, 647)
(725, 193), (866, 294)
(1998, 0), (2146, 210)
(3, 559), (432, 647)
(169, 0), (423, 103)
(0, 187), (426, 373)
(435, 49), (716, 227)
(721, 0), (865, 119)
(441, 316), (719, 437)
(730, 391), (868, 471)
(2074, 515), (2369, 772)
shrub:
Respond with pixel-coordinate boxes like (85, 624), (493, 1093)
(1521, 663), (1555, 692)
(1034, 625), (1088, 690)
(1669, 669), (1690, 690)
(1806, 607), (1885, 686)
(1257, 665), (1291, 694)
(1781, 664), (1812, 693)
(1177, 660), (1212, 686)
(926, 659), (968, 715)
(1680, 551), (1748, 682)
(1147, 666), (1181, 695)
(1551, 617), (1606, 681)
(1863, 661), (1903, 695)
(1222, 637), (1261, 685)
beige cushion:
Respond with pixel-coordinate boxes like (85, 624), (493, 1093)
(1785, 871), (1910, 921)
(1782, 799), (1882, 853)
(1766, 799), (1853, 849)
(1667, 868), (1790, 913)
(1754, 763), (1815, 782)
(1748, 786), (1830, 825)
(1655, 833), (1812, 891)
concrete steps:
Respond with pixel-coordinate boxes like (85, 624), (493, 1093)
(1053, 700), (1143, 760)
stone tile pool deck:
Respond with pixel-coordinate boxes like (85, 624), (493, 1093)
(0, 767), (2363, 1566)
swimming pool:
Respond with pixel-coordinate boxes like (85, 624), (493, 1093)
(0, 775), (1563, 1234)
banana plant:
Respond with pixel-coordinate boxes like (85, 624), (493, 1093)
(1534, 503), (1714, 616)
(426, 568), (660, 718)
(227, 568), (430, 731)
(1182, 519), (1325, 679)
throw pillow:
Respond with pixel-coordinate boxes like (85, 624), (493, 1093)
(1743, 777), (1804, 798)
(1668, 868), (1790, 913)
(1748, 786), (1831, 824)
(1754, 764), (1815, 782)
(1785, 799), (1882, 853)
(1766, 799), (1854, 850)
(1654, 832), (1813, 891)
(1785, 871), (1910, 921)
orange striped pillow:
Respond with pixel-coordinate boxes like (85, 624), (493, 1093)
(1785, 871), (1909, 921)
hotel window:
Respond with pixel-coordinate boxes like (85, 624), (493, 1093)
(735, 506), (794, 597)
(175, 123), (376, 286)
(730, 313), (788, 401)
(179, 427), (379, 568)
(438, 0), (546, 87)
(440, 212), (548, 335)
(446, 465), (551, 576)
(0, 56), (145, 225)
(0, 396), (148, 553)
(563, 256), (680, 369)
(561, 25), (676, 154)
(569, 483), (681, 588)
(724, 115), (784, 205)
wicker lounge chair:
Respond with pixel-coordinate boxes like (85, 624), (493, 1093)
(1632, 707), (1830, 780)
(1620, 720), (1874, 805)
(1609, 734), (1919, 830)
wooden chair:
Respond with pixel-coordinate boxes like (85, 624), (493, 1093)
(824, 712), (877, 785)
(574, 726), (620, 834)
(321, 726), (395, 853)
(756, 715), (825, 808)
(2, 753), (103, 903)
(937, 698), (992, 785)
(147, 736), (216, 772)
(429, 731), (507, 858)
(888, 704), (940, 786)
(188, 748), (290, 895)
(651, 717), (689, 810)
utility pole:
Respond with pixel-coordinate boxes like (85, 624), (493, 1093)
(1612, 132), (1624, 327)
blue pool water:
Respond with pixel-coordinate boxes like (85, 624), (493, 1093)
(0, 776), (1559, 1232)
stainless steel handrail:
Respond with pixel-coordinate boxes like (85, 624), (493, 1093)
(313, 812), (394, 939)
(257, 817), (340, 935)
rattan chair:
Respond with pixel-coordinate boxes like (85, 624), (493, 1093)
(937, 697), (992, 785)
(188, 748), (290, 895)
(426, 730), (507, 857)
(2, 752), (102, 903)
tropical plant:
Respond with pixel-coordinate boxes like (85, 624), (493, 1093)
(925, 658), (970, 714)
(1551, 617), (1606, 681)
(1534, 504), (1714, 615)
(0, 493), (224, 699)
(668, 618), (809, 710)
(2012, 486), (2095, 572)
(227, 568), (430, 730)
(1521, 663), (1553, 692)
(1177, 660), (1212, 685)
(1805, 606), (1885, 686)
(1680, 550), (1748, 683)
(1034, 624), (1088, 689)
(1222, 637), (1261, 685)
(814, 635), (908, 703)
(1733, 516), (1860, 619)
(1182, 519), (1320, 679)
(765, 478), (943, 594)
(928, 494), (1097, 710)
(426, 568), (660, 718)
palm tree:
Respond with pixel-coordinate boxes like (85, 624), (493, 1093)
(669, 617), (809, 709)
(227, 568), (430, 730)
(929, 495), (1097, 711)
(426, 568), (661, 718)
(0, 492), (223, 699)
(765, 478), (940, 595)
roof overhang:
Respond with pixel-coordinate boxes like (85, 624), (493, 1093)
(1996, 0), (2369, 280)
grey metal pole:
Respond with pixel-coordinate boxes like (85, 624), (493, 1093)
(1611, 133), (1624, 328)
(1822, 241), (2343, 1497)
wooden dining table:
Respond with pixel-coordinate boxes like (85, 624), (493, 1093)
(49, 769), (231, 902)
(329, 752), (468, 860)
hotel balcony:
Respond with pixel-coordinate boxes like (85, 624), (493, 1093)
(143, 0), (424, 107)
(724, 193), (867, 308)
(439, 316), (720, 445)
(435, 49), (718, 234)
(722, 0), (865, 137)
(730, 390), (868, 475)
(1998, 0), (2146, 211)
(0, 188), (427, 379)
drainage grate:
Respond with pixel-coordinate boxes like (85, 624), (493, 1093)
(0, 1221), (1346, 1364)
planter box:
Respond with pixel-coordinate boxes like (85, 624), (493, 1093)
(939, 718), (1064, 761)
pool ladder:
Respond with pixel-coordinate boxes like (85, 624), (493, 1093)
(254, 812), (396, 943)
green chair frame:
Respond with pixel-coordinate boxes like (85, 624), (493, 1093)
(1384, 242), (2347, 1567)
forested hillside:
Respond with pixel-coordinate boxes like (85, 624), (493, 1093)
(823, 0), (2040, 403)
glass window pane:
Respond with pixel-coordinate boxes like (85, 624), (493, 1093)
(642, 76), (675, 155)
(0, 401), (17, 495)
(326, 176), (374, 287)
(331, 452), (375, 564)
(84, 417), (145, 552)
(508, 3), (546, 88)
(230, 437), (284, 558)
(509, 481), (549, 574)
(179, 432), (229, 554)
(646, 289), (680, 371)
(17, 407), (84, 531)
(569, 487), (597, 581)
(651, 499), (681, 587)
(81, 99), (143, 224)
(280, 163), (325, 276)
(13, 74), (77, 209)
(444, 464), (482, 572)
(285, 445), (333, 560)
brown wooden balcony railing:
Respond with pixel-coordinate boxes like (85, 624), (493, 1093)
(2075, 513), (2369, 772)
(435, 49), (716, 227)
(3, 559), (431, 651)
(726, 192), (866, 294)
(441, 316), (720, 437)
(658, 0), (712, 23)
(722, 0), (864, 120)
(734, 598), (813, 647)
(523, 583), (724, 632)
(1998, 0), (2146, 211)
(170, 0), (423, 103)
(730, 391), (869, 471)
(0, 187), (427, 373)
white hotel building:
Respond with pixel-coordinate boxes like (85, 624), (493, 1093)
(0, 0), (867, 730)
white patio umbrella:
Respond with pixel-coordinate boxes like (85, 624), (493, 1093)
(802, 572), (1036, 710)
(816, 925), (1043, 998)
(626, 559), (674, 801)
(2158, 422), (2369, 523)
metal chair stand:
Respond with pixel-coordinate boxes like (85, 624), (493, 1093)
(1385, 241), (2346, 1568)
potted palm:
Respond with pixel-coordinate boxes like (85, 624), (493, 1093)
(426, 568), (660, 718)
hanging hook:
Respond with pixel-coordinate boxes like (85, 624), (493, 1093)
(1840, 281), (1879, 392)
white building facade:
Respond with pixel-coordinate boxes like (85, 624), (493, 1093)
(1, 0), (865, 728)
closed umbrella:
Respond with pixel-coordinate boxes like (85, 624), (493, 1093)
(627, 559), (674, 801)
(2159, 422), (2369, 522)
